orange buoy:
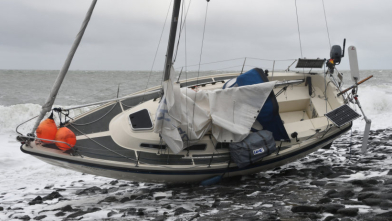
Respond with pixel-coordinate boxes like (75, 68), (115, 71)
(55, 127), (76, 151)
(36, 114), (57, 143)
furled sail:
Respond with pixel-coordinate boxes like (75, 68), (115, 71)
(154, 67), (276, 154)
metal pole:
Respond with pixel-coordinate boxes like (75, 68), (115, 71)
(31, 0), (97, 134)
(163, 0), (182, 82)
(240, 57), (247, 75)
(272, 60), (275, 76)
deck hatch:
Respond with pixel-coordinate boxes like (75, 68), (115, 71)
(296, 59), (325, 68)
(325, 104), (360, 127)
(129, 109), (153, 130)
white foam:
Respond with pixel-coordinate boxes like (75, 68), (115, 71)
(351, 85), (392, 131)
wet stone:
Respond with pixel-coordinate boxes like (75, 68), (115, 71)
(337, 208), (358, 217)
(16, 215), (30, 220)
(155, 196), (166, 201)
(107, 211), (117, 217)
(120, 197), (131, 203)
(380, 201), (392, 210)
(310, 181), (327, 186)
(317, 198), (332, 204)
(54, 211), (66, 217)
(376, 211), (392, 217)
(321, 204), (345, 214)
(28, 196), (43, 205)
(0, 206), (3, 211)
(42, 191), (62, 201)
(340, 200), (364, 205)
(358, 192), (379, 201)
(174, 207), (192, 215)
(33, 215), (46, 220)
(291, 205), (321, 213)
(110, 180), (119, 185)
(324, 216), (339, 221)
(99, 196), (118, 204)
(76, 186), (102, 195)
(362, 198), (384, 206)
(61, 205), (73, 212)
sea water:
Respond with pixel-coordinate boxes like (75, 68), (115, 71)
(0, 69), (391, 197)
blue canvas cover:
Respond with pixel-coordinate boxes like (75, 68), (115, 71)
(223, 68), (290, 141)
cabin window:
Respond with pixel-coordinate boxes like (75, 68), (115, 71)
(215, 142), (229, 149)
(129, 109), (153, 131)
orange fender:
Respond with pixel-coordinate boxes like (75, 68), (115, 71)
(55, 127), (76, 151)
(36, 118), (57, 143)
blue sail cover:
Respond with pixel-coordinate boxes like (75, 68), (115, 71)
(223, 68), (290, 141)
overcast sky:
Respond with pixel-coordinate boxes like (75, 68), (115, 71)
(0, 0), (391, 71)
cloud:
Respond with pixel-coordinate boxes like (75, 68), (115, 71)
(0, 0), (391, 70)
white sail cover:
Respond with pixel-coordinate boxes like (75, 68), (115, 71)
(154, 68), (276, 154)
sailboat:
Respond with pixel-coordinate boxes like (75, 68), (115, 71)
(17, 0), (373, 184)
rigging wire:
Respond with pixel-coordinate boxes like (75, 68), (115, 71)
(191, 0), (210, 141)
(294, 0), (303, 58)
(322, 0), (332, 49)
(142, 0), (173, 103)
(173, 0), (192, 63)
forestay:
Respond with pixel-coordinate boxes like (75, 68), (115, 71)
(154, 67), (276, 154)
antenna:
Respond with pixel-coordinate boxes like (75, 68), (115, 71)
(342, 38), (346, 57)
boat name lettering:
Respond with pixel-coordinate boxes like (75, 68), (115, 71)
(253, 148), (265, 155)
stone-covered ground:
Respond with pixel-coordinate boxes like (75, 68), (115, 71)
(1, 129), (392, 221)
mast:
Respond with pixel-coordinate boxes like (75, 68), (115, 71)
(163, 0), (182, 81)
(31, 0), (97, 134)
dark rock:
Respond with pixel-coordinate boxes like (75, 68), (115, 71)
(380, 193), (392, 200)
(325, 189), (338, 197)
(16, 215), (30, 220)
(384, 179), (392, 185)
(13, 207), (24, 210)
(42, 191), (62, 201)
(358, 192), (378, 201)
(110, 180), (119, 185)
(155, 196), (166, 201)
(291, 205), (321, 213)
(119, 184), (128, 187)
(67, 208), (101, 219)
(87, 207), (101, 213)
(337, 208), (358, 216)
(55, 211), (66, 217)
(76, 186), (102, 195)
(337, 190), (355, 199)
(361, 187), (380, 192)
(0, 206), (3, 211)
(380, 201), (392, 210)
(108, 187), (119, 193)
(33, 215), (46, 220)
(328, 173), (346, 178)
(174, 207), (192, 215)
(310, 181), (327, 186)
(152, 215), (167, 221)
(376, 211), (392, 217)
(362, 198), (383, 206)
(340, 200), (364, 205)
(120, 197), (131, 203)
(67, 211), (87, 219)
(107, 211), (117, 217)
(340, 218), (353, 221)
(137, 208), (145, 216)
(313, 166), (334, 178)
(61, 205), (73, 212)
(324, 216), (339, 221)
(348, 166), (371, 171)
(28, 196), (42, 205)
(366, 179), (380, 185)
(317, 198), (332, 204)
(98, 196), (118, 204)
(321, 204), (345, 214)
(44, 184), (53, 189)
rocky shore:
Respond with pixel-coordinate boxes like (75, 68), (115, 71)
(1, 128), (392, 221)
